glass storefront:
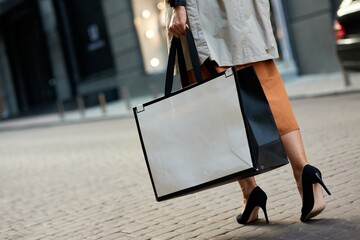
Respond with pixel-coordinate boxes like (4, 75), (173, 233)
(131, 0), (168, 75)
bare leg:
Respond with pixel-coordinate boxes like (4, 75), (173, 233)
(281, 130), (325, 214)
(237, 177), (258, 222)
(280, 130), (308, 196)
(238, 177), (257, 202)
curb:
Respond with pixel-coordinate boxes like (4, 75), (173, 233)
(288, 87), (360, 100)
(1, 88), (360, 133)
(0, 113), (133, 133)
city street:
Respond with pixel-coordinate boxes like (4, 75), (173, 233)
(1, 93), (360, 240)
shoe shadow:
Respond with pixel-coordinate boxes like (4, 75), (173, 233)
(213, 217), (360, 240)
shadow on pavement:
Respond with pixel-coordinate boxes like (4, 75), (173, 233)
(213, 217), (360, 240)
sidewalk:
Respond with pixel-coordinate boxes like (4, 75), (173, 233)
(1, 93), (359, 240)
(1, 71), (360, 132)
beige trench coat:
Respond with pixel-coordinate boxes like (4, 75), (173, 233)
(166, 0), (279, 67)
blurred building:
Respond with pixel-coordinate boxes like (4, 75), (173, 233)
(0, 0), (343, 118)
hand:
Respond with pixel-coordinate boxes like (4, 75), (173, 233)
(169, 6), (187, 38)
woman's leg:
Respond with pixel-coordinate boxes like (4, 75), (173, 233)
(281, 130), (326, 213)
(237, 177), (258, 222)
(238, 177), (257, 206)
(281, 130), (308, 195)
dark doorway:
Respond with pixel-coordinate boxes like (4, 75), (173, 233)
(2, 0), (55, 114)
(53, 0), (115, 83)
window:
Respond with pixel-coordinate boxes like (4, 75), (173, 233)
(132, 0), (168, 74)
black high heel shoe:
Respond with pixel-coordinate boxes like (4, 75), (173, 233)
(236, 186), (269, 224)
(301, 164), (331, 222)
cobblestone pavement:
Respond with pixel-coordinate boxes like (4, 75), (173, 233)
(1, 93), (360, 240)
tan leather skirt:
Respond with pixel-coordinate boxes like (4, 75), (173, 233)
(186, 59), (299, 136)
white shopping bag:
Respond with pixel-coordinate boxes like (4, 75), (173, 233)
(135, 69), (253, 200)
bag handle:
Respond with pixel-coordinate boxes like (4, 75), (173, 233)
(164, 29), (203, 96)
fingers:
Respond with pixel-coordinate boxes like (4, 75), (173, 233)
(169, 6), (187, 38)
(169, 23), (186, 38)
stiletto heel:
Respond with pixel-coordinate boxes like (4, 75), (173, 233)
(314, 171), (331, 195)
(236, 186), (269, 224)
(301, 165), (331, 222)
(262, 205), (269, 224)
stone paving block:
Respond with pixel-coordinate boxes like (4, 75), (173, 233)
(120, 222), (149, 234)
(196, 228), (229, 239)
(169, 228), (207, 240)
(139, 224), (180, 239)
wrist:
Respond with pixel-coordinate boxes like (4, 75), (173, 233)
(169, 0), (186, 8)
